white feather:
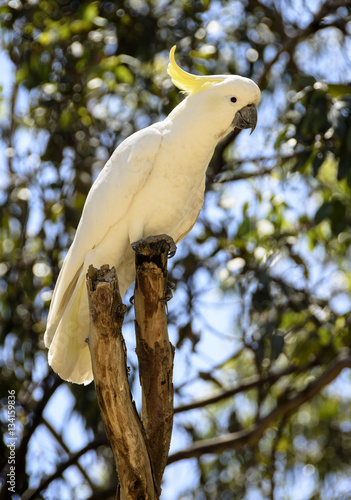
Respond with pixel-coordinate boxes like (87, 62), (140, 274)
(45, 68), (261, 384)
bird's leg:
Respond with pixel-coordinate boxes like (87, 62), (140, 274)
(131, 234), (177, 259)
(160, 281), (175, 303)
(165, 237), (177, 259)
(159, 280), (175, 314)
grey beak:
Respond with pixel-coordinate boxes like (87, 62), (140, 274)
(232, 104), (257, 134)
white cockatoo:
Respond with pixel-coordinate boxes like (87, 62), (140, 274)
(45, 46), (260, 384)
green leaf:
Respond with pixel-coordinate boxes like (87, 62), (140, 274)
(292, 150), (312, 173)
(236, 217), (251, 237)
(314, 202), (332, 224)
(82, 3), (99, 23)
(330, 199), (346, 234)
(337, 155), (350, 180)
(59, 110), (72, 130)
(295, 74), (316, 89)
(312, 151), (325, 176)
(328, 84), (351, 98)
(115, 65), (134, 85)
(37, 30), (57, 46)
(271, 332), (284, 360)
(71, 19), (91, 33)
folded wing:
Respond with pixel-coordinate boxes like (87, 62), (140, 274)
(44, 126), (162, 383)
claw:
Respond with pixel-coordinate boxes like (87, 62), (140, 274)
(160, 295), (171, 314)
(131, 234), (177, 258)
(160, 293), (173, 303)
(159, 280), (175, 305)
(163, 235), (177, 258)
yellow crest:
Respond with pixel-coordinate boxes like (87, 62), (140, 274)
(167, 46), (225, 95)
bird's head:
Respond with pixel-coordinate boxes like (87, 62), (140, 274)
(167, 46), (261, 139)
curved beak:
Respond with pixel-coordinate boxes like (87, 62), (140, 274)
(232, 104), (257, 135)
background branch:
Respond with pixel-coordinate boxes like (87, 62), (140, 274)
(168, 351), (351, 464)
(257, 0), (351, 88)
(22, 434), (107, 500)
(0, 376), (63, 500)
(174, 359), (319, 414)
(42, 417), (93, 488)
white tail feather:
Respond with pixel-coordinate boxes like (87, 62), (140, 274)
(46, 273), (93, 384)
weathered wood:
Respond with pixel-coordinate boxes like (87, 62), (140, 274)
(86, 265), (157, 500)
(132, 235), (175, 492)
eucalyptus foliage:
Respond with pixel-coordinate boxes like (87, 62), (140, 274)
(1, 1), (351, 499)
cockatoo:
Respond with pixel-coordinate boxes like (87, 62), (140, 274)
(45, 46), (260, 384)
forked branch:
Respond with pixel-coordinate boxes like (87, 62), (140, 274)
(86, 234), (175, 499)
(87, 265), (157, 499)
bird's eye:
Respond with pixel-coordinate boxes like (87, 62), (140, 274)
(230, 97), (237, 103)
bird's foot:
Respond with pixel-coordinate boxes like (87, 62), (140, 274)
(160, 281), (176, 313)
(131, 234), (177, 259)
(130, 281), (174, 310)
(160, 280), (175, 304)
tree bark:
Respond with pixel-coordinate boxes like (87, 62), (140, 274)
(86, 235), (175, 499)
(86, 265), (157, 500)
(133, 235), (175, 491)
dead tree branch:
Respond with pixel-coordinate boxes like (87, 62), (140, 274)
(85, 235), (175, 499)
(133, 235), (175, 491)
(87, 265), (157, 500)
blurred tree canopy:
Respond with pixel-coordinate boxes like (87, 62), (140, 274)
(1, 0), (351, 499)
